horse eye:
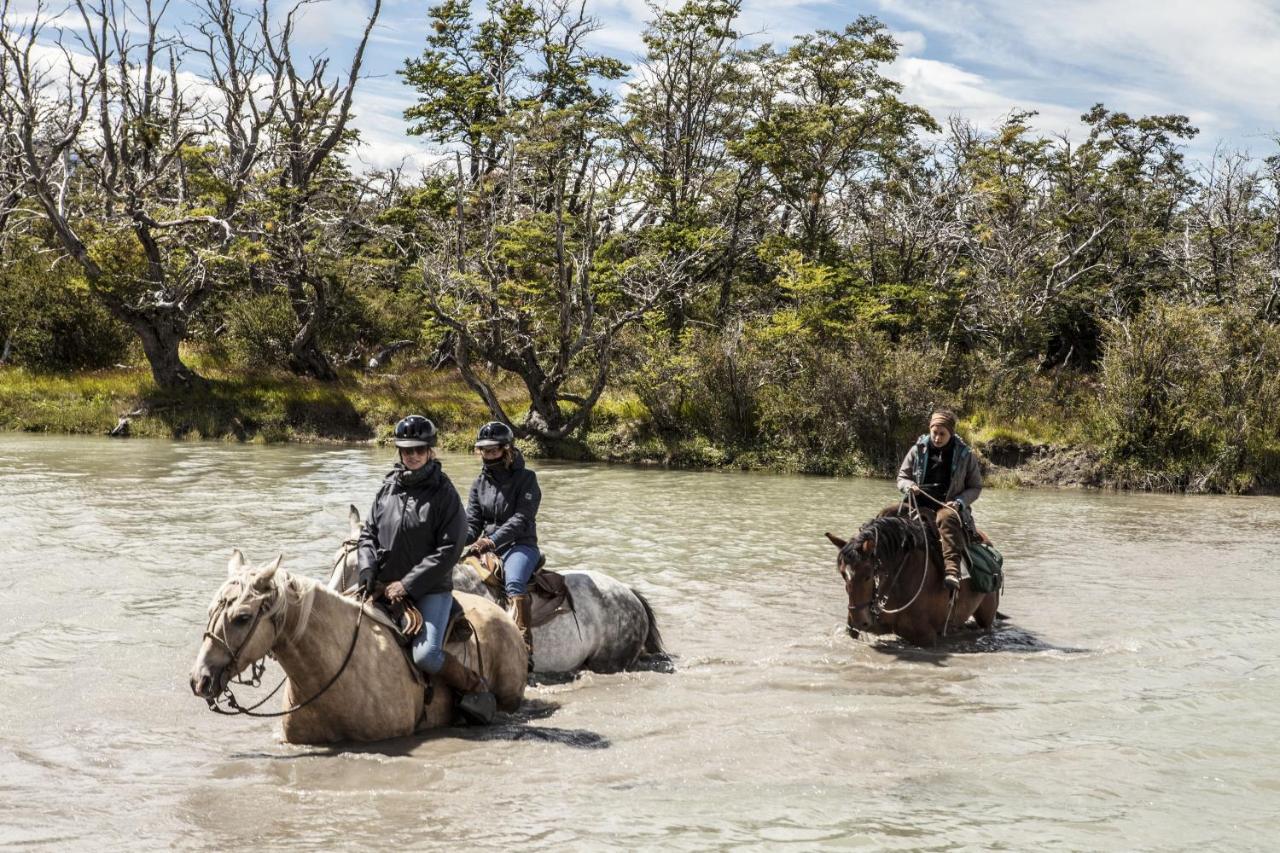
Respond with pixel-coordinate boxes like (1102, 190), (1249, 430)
(230, 611), (252, 625)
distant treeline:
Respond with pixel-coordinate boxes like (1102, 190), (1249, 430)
(1, 1), (1278, 491)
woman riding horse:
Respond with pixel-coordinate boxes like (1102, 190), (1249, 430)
(356, 414), (496, 724)
(464, 421), (542, 663)
(895, 409), (982, 590)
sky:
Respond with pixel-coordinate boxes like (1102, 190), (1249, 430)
(13, 0), (1280, 170)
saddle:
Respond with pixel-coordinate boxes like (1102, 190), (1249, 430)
(463, 551), (573, 627)
(343, 590), (473, 648)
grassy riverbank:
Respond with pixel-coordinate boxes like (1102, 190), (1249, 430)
(2, 362), (1276, 494)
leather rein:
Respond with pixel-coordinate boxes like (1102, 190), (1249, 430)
(203, 541), (365, 718)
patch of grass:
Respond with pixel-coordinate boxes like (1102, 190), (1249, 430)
(0, 362), (524, 444)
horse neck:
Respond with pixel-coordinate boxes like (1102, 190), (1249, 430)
(270, 579), (354, 691)
(875, 550), (938, 626)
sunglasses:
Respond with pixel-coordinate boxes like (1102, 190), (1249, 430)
(400, 446), (430, 456)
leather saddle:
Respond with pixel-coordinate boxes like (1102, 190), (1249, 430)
(463, 552), (573, 627)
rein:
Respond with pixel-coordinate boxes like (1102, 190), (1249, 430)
(204, 544), (365, 718)
(844, 492), (934, 619)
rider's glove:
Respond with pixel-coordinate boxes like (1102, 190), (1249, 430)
(357, 568), (377, 600)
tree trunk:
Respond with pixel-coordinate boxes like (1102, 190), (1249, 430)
(129, 313), (201, 388)
(288, 326), (337, 380)
(286, 276), (337, 380)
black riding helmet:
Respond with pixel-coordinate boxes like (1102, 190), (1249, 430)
(474, 420), (514, 449)
(393, 414), (438, 448)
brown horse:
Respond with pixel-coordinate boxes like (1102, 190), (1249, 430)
(826, 506), (1000, 646)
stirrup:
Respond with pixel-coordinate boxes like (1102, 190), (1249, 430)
(457, 691), (497, 725)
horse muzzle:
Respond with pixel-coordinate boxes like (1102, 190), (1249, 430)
(190, 663), (227, 700)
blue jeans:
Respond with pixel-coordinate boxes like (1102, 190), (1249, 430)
(501, 544), (541, 598)
(410, 590), (454, 674)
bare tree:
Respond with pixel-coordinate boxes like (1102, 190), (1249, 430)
(250, 0), (381, 380)
(1, 0), (255, 386)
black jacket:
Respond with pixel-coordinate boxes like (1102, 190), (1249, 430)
(465, 450), (540, 550)
(356, 460), (466, 599)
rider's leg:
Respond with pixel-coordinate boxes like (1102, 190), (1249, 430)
(411, 590), (496, 723)
(500, 544), (539, 663)
(934, 505), (965, 590)
(409, 590), (454, 675)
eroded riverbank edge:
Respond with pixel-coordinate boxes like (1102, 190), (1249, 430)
(0, 364), (1270, 494)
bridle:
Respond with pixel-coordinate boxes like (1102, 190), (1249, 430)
(840, 493), (934, 622)
(202, 548), (364, 718)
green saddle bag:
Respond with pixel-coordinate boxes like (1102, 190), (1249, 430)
(964, 541), (1004, 594)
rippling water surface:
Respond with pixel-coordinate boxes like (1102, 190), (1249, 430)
(1, 434), (1278, 850)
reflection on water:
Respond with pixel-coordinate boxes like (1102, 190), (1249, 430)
(2, 433), (1279, 849)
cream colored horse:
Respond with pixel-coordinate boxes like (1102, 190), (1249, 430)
(190, 551), (527, 744)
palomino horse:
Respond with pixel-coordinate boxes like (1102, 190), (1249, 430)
(826, 506), (1001, 646)
(190, 550), (527, 744)
(331, 506), (667, 674)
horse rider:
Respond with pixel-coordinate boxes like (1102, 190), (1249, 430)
(464, 421), (542, 663)
(895, 409), (983, 592)
(356, 414), (496, 724)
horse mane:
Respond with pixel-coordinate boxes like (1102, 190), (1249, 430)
(842, 515), (930, 567)
(212, 569), (318, 644)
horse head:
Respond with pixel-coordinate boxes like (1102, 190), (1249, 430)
(826, 516), (929, 634)
(190, 550), (289, 702)
(327, 505), (362, 591)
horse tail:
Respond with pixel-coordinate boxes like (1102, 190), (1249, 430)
(631, 588), (666, 656)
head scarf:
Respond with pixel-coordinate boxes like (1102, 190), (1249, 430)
(929, 410), (957, 433)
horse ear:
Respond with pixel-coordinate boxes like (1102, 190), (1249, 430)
(348, 504), (362, 538)
(227, 549), (246, 577)
(253, 554), (283, 589)
(825, 532), (848, 550)
(861, 539), (875, 554)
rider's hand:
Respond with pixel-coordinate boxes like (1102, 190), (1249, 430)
(908, 483), (922, 494)
(358, 568), (377, 600)
(474, 537), (496, 554)
(384, 580), (408, 603)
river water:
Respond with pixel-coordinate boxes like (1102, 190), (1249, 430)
(1, 433), (1277, 850)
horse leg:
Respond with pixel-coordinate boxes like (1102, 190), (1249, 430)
(973, 589), (1000, 630)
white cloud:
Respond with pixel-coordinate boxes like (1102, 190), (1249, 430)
(873, 0), (1280, 155)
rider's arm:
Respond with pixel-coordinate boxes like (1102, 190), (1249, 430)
(956, 451), (983, 506)
(355, 490), (383, 576)
(489, 470), (541, 550)
(464, 478), (483, 546)
(896, 446), (919, 494)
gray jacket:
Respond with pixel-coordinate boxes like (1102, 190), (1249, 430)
(356, 461), (467, 599)
(896, 434), (983, 508)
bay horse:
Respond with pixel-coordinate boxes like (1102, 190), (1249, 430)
(331, 506), (667, 675)
(190, 550), (527, 744)
(826, 506), (1001, 646)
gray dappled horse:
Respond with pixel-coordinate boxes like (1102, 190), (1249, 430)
(332, 506), (667, 674)
(191, 550), (526, 744)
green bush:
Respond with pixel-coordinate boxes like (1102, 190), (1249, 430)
(221, 291), (296, 369)
(1095, 302), (1280, 491)
(0, 261), (132, 370)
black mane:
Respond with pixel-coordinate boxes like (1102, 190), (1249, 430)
(841, 515), (931, 567)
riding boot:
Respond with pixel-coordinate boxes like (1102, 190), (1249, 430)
(437, 652), (497, 725)
(943, 564), (961, 593)
(509, 593), (534, 668)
